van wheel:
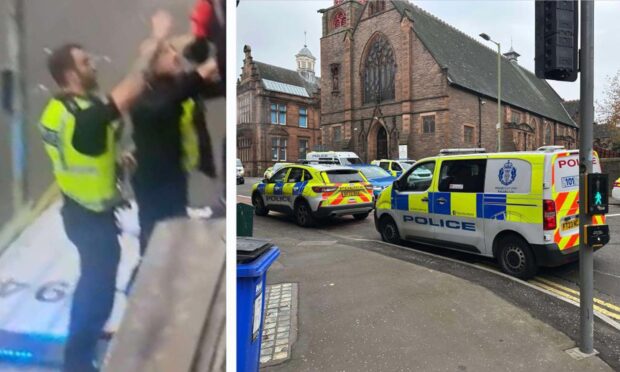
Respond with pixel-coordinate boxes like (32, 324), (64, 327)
(353, 212), (370, 220)
(252, 194), (269, 216)
(379, 216), (401, 244)
(294, 200), (315, 227)
(497, 235), (538, 279)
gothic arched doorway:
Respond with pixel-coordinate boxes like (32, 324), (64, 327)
(376, 126), (388, 159)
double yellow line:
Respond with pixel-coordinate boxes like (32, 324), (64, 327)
(530, 277), (620, 321)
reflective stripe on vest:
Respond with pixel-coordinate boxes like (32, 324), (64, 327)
(180, 99), (200, 172)
(39, 97), (121, 212)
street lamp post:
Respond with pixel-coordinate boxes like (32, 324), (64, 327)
(480, 33), (502, 152)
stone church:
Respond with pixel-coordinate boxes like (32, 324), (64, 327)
(319, 0), (578, 162)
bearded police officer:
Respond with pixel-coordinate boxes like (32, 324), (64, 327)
(37, 13), (174, 372)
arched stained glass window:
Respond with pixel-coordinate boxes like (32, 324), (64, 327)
(363, 35), (396, 104)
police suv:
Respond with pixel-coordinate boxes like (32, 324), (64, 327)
(252, 164), (374, 227)
(374, 148), (607, 279)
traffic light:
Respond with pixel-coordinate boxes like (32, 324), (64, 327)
(535, 0), (578, 82)
(586, 173), (609, 215)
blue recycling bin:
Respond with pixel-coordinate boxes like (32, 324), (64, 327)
(237, 237), (280, 372)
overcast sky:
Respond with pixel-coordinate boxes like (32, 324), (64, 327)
(237, 0), (620, 107)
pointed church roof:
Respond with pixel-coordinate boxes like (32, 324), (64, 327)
(391, 1), (576, 127)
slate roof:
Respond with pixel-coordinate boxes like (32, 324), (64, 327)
(391, 1), (576, 127)
(254, 61), (320, 97)
(562, 100), (580, 125)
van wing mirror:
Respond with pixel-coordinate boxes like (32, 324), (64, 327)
(393, 180), (400, 191)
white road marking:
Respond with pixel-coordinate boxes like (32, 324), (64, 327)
(237, 195), (251, 199)
(594, 270), (620, 279)
(605, 213), (620, 218)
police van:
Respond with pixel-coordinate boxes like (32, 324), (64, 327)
(306, 151), (362, 166)
(374, 148), (607, 279)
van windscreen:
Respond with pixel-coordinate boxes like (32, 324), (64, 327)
(342, 158), (362, 165)
(325, 170), (365, 183)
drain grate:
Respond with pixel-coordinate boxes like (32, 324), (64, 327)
(259, 283), (297, 365)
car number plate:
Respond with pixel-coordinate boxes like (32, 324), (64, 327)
(561, 217), (579, 231)
(341, 191), (358, 197)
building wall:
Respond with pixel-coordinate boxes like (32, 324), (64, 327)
(319, 0), (578, 162)
(237, 50), (321, 177)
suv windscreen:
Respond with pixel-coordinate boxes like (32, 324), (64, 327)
(358, 166), (391, 179)
(325, 170), (365, 183)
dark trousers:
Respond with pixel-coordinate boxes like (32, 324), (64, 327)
(132, 176), (188, 255)
(61, 199), (120, 372)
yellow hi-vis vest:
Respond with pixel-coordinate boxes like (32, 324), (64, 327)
(39, 96), (121, 212)
(180, 98), (199, 172)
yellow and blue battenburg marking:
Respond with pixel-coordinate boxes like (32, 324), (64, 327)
(390, 189), (536, 221)
(258, 181), (309, 196)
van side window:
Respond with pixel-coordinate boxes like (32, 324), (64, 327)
(379, 162), (390, 171)
(438, 159), (487, 193)
(402, 162), (435, 191)
(392, 163), (402, 172)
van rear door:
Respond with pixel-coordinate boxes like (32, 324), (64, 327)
(551, 151), (603, 251)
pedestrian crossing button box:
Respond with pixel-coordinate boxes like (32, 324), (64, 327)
(586, 173), (608, 215)
(584, 224), (610, 248)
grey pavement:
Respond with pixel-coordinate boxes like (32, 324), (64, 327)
(237, 178), (618, 371)
(256, 223), (612, 371)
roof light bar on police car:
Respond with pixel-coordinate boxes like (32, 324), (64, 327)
(438, 148), (486, 155)
(536, 145), (565, 152)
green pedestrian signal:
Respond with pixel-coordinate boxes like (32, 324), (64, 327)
(595, 191), (602, 206)
(586, 173), (608, 215)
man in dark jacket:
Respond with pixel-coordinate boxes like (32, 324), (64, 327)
(130, 38), (219, 253)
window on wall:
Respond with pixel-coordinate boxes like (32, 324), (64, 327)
(464, 126), (474, 144)
(511, 112), (521, 124)
(271, 137), (287, 161)
(237, 137), (251, 163)
(363, 35), (396, 104)
(238, 95), (252, 124)
(545, 124), (552, 144)
(333, 11), (347, 29)
(422, 115), (435, 134)
(299, 138), (309, 160)
(270, 103), (287, 125)
(299, 107), (308, 128)
(333, 126), (342, 143)
(369, 0), (386, 15)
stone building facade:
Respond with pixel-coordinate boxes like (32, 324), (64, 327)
(319, 0), (578, 162)
(237, 45), (321, 176)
